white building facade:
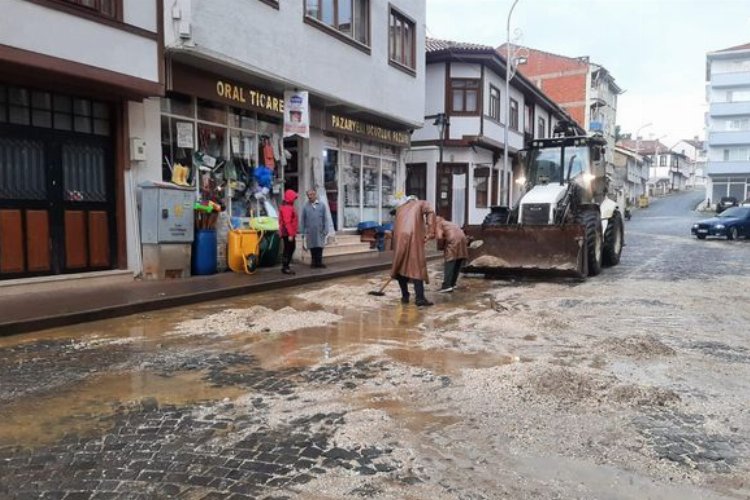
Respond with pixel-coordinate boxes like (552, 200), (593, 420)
(0, 0), (162, 282)
(673, 138), (706, 187)
(613, 146), (650, 205)
(407, 39), (573, 226)
(129, 0), (426, 241)
(705, 42), (750, 206)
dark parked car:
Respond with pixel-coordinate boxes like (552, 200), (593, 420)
(716, 196), (738, 213)
(692, 206), (750, 240)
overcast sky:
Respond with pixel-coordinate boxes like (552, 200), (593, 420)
(426, 0), (750, 147)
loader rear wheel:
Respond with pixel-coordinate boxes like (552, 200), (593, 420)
(577, 210), (602, 276)
(603, 211), (624, 267)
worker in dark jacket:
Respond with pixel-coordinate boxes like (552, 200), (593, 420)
(435, 216), (469, 292)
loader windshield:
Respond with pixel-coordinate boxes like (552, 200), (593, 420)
(527, 146), (590, 186)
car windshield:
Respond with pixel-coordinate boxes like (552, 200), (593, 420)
(718, 207), (750, 218)
(527, 146), (590, 185)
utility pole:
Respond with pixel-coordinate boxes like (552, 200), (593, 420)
(504, 0), (525, 207)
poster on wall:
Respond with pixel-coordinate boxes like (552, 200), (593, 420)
(283, 91), (310, 139)
(176, 122), (194, 149)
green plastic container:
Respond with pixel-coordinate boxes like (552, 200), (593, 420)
(258, 231), (280, 267)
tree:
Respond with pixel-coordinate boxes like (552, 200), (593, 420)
(614, 125), (631, 143)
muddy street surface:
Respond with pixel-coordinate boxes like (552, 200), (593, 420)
(2, 189), (750, 499)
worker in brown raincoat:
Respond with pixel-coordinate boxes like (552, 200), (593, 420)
(390, 196), (436, 307)
(435, 216), (469, 293)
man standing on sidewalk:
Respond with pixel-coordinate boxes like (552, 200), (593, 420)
(435, 216), (468, 293)
(390, 196), (436, 307)
(300, 189), (328, 268)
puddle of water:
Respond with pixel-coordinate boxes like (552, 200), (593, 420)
(355, 392), (459, 433)
(0, 370), (244, 448)
(384, 348), (514, 374)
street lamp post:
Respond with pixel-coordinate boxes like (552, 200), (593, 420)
(504, 0), (524, 207)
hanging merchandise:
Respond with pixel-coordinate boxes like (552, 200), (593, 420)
(254, 165), (273, 189)
(262, 137), (275, 169)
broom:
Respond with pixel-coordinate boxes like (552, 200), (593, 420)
(368, 278), (392, 297)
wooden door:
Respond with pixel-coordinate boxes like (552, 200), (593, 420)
(0, 117), (115, 279)
(435, 163), (468, 225)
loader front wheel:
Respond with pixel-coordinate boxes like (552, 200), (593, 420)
(603, 211), (624, 267)
(577, 210), (602, 276)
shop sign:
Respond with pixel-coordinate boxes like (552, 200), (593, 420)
(283, 91), (310, 138)
(170, 63), (284, 117)
(324, 112), (411, 148)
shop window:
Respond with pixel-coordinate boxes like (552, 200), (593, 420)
(324, 148), (339, 229)
(389, 8), (415, 71)
(161, 93), (194, 117)
(8, 87), (30, 126)
(197, 98), (227, 124)
(2, 87), (108, 135)
(229, 108), (256, 131)
(451, 79), (480, 115)
(475, 167), (490, 208)
(381, 160), (397, 222)
(488, 86), (501, 122)
(342, 152), (362, 228)
(362, 156), (379, 222)
(509, 98), (519, 131)
(305, 0), (370, 47)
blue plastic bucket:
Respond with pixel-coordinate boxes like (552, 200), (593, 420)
(192, 229), (218, 275)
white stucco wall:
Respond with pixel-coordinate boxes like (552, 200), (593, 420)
(168, 0), (425, 128)
(124, 0), (157, 32)
(125, 98), (163, 275)
(412, 63), (445, 142)
(1, 0), (159, 82)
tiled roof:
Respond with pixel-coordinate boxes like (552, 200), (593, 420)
(426, 37), (495, 54)
(684, 139), (704, 149)
(618, 139), (670, 155)
(713, 42), (750, 53)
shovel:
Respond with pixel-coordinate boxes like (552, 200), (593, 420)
(368, 278), (393, 297)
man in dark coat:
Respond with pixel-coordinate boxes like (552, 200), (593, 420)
(300, 189), (328, 268)
(435, 216), (469, 292)
(390, 197), (436, 307)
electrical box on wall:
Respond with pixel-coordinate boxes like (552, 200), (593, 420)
(130, 138), (146, 161)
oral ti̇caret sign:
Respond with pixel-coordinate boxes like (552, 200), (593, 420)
(169, 63), (284, 117)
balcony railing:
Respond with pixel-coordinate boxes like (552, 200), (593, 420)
(708, 130), (750, 146)
(710, 101), (750, 117)
(705, 161), (750, 176)
(711, 71), (750, 88)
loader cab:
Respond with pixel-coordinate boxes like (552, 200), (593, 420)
(523, 135), (607, 201)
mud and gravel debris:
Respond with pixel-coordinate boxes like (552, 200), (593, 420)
(598, 335), (677, 358)
(296, 284), (399, 309)
(172, 306), (342, 336)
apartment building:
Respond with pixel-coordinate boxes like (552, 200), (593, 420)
(705, 42), (750, 205)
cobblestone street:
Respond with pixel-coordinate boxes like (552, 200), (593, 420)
(2, 190), (750, 499)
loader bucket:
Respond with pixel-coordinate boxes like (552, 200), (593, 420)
(463, 224), (587, 279)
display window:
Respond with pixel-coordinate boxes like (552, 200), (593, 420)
(325, 137), (400, 230)
(160, 92), (282, 217)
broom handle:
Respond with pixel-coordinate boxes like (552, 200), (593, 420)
(378, 278), (392, 294)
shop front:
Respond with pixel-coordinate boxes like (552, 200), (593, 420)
(315, 112), (410, 231)
(0, 83), (119, 280)
(162, 63), (289, 221)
